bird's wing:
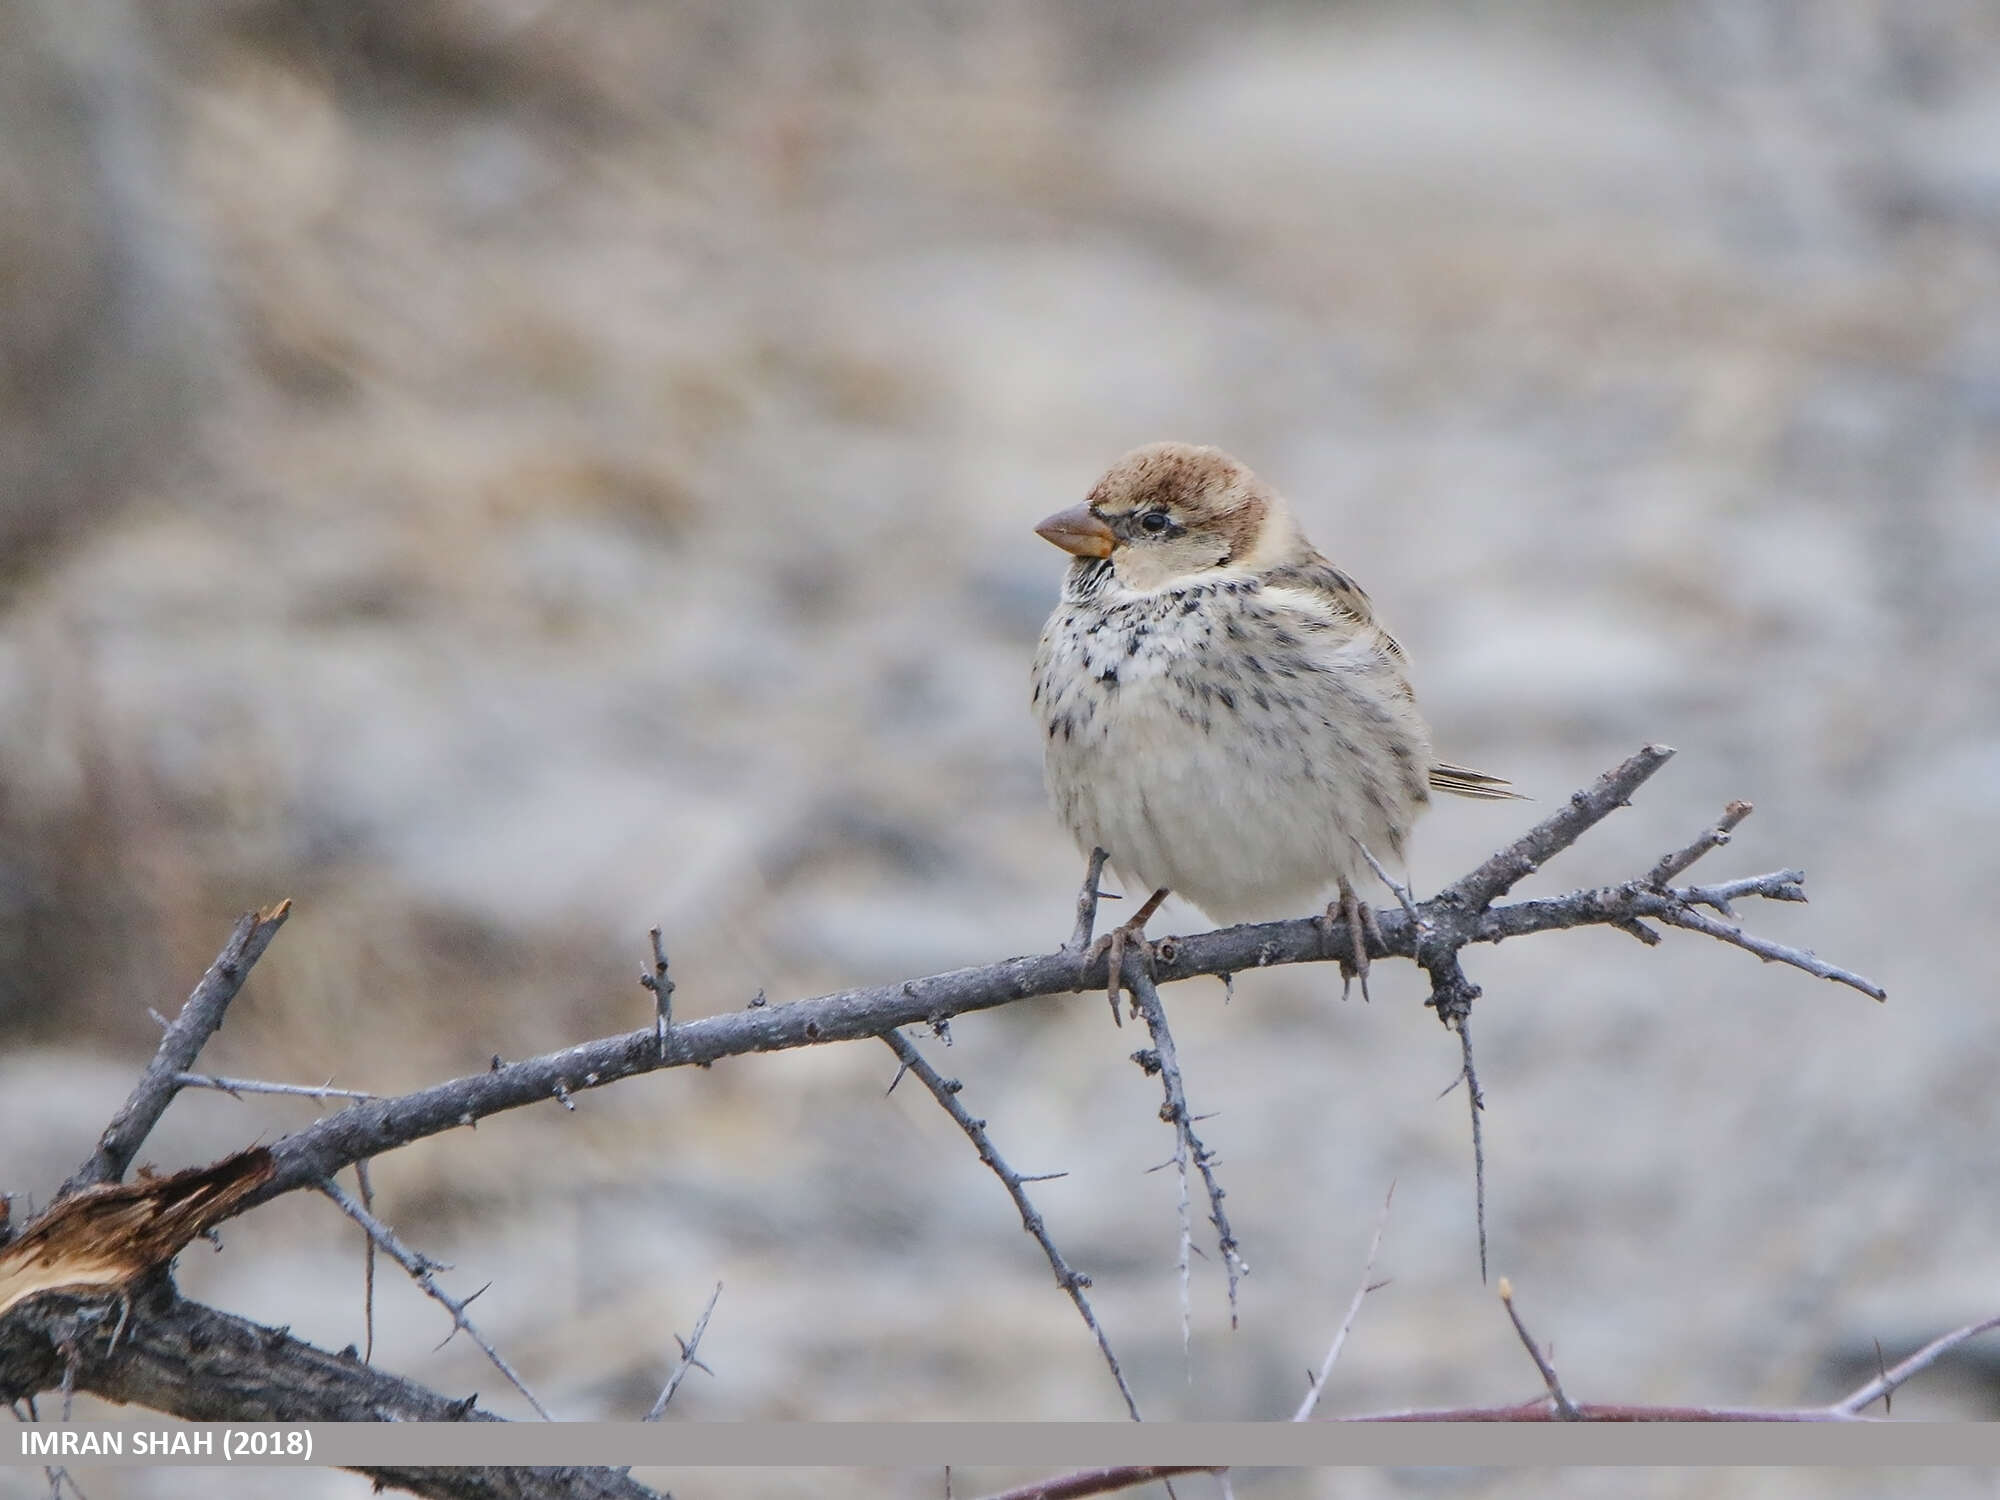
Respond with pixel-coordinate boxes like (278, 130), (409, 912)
(1257, 559), (1408, 663)
(1262, 560), (1523, 803)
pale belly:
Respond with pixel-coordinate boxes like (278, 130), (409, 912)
(1034, 591), (1426, 923)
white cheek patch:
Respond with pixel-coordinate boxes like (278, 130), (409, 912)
(1111, 536), (1232, 592)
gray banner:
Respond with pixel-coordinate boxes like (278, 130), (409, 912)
(7, 1422), (1999, 1467)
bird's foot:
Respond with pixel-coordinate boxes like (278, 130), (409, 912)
(1087, 887), (1170, 1025)
(1319, 881), (1381, 1002)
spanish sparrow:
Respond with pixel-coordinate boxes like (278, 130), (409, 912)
(1030, 442), (1513, 1007)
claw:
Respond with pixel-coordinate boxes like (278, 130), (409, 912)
(1322, 879), (1375, 1002)
(1105, 923), (1131, 1023)
(1087, 887), (1170, 1025)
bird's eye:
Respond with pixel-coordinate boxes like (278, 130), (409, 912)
(1139, 510), (1171, 534)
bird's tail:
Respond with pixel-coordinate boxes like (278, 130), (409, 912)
(1429, 761), (1526, 800)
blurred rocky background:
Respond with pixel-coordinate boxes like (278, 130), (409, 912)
(2, 0), (1998, 1495)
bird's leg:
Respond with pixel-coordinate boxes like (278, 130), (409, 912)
(1360, 899), (1385, 954)
(1321, 879), (1375, 1002)
(1090, 887), (1170, 1026)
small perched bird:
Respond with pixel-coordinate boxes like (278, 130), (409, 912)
(1030, 441), (1514, 1010)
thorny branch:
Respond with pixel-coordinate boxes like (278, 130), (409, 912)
(1830, 1310), (2000, 1418)
(1451, 1015), (1488, 1282)
(318, 1178), (554, 1420)
(0, 745), (1896, 1452)
(643, 1281), (722, 1421)
(204, 747), (1877, 1219)
(1125, 967), (1246, 1332)
(883, 1031), (1144, 1421)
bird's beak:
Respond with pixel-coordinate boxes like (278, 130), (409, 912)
(1034, 504), (1116, 558)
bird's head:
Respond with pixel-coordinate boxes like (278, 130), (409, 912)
(1034, 442), (1300, 591)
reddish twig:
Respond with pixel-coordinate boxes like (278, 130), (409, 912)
(971, 1468), (1223, 1500)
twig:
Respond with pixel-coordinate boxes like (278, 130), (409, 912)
(643, 1281), (721, 1420)
(971, 1468), (1223, 1500)
(1170, 1122), (1192, 1374)
(1443, 746), (1676, 912)
(1457, 1015), (1488, 1282)
(357, 1159), (377, 1365)
(317, 1178), (553, 1421)
(1294, 1181), (1394, 1421)
(64, 902), (292, 1194)
(1126, 968), (1245, 1330)
(1652, 903), (1886, 1000)
(1355, 839), (1422, 928)
(642, 928), (675, 1061)
(1830, 1310), (2000, 1416)
(882, 1031), (1143, 1421)
(1648, 800), (1754, 887)
(1069, 847), (1114, 952)
(1498, 1278), (1578, 1419)
(174, 1073), (377, 1102)
(1676, 871), (1806, 913)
